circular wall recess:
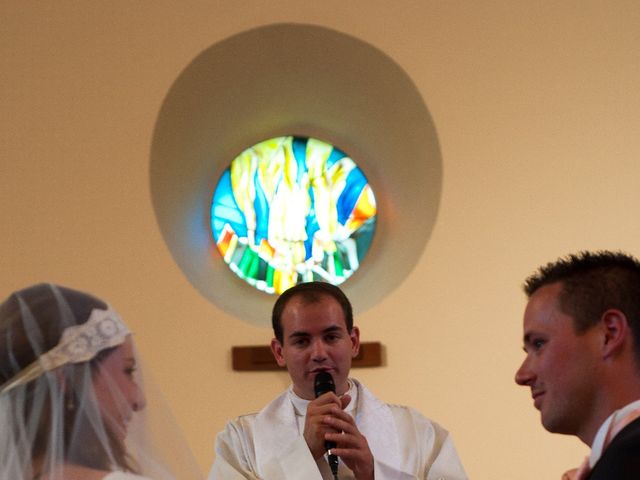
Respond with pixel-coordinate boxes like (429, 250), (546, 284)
(150, 23), (442, 326)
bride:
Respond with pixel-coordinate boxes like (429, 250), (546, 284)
(0, 283), (202, 480)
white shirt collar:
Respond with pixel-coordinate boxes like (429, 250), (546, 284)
(589, 398), (640, 468)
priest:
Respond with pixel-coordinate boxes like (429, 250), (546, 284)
(209, 281), (467, 479)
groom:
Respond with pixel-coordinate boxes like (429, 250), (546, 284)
(515, 251), (640, 479)
(209, 281), (467, 479)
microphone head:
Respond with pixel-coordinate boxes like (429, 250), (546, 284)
(314, 371), (336, 398)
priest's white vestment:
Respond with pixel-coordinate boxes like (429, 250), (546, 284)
(209, 379), (467, 479)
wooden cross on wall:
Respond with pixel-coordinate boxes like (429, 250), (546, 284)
(231, 342), (383, 371)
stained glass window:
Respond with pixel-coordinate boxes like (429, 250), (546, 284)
(210, 136), (377, 294)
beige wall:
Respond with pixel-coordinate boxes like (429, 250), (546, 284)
(3, 2), (640, 478)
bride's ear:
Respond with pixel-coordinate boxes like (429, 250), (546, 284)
(53, 369), (77, 412)
(53, 368), (66, 387)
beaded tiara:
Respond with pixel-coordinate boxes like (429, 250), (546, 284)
(0, 306), (130, 395)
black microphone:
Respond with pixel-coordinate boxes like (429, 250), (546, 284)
(314, 371), (340, 478)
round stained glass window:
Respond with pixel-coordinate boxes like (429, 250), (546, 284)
(210, 136), (377, 294)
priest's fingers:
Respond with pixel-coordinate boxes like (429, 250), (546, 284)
(324, 430), (374, 480)
(304, 395), (342, 459)
(321, 407), (357, 430)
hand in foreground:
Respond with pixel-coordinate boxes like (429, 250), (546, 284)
(323, 396), (374, 480)
(303, 391), (345, 460)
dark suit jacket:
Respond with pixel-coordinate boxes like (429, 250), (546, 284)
(588, 416), (640, 479)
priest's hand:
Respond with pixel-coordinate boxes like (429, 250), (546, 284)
(303, 391), (344, 460)
(323, 397), (374, 480)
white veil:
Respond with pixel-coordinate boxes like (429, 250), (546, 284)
(0, 283), (202, 480)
